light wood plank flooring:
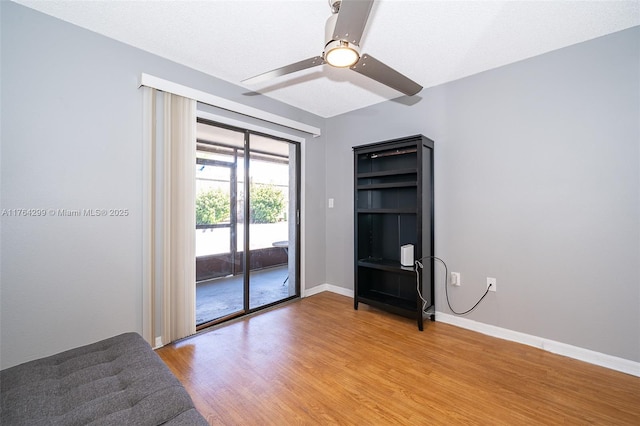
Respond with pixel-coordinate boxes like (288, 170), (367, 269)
(157, 292), (640, 425)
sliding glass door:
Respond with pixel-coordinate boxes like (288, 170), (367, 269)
(247, 134), (298, 309)
(195, 119), (300, 327)
(195, 125), (243, 323)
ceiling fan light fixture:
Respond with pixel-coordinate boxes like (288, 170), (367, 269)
(324, 40), (360, 68)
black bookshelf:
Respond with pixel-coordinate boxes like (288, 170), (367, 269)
(353, 135), (434, 330)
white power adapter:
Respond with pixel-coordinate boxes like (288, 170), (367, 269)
(400, 244), (414, 266)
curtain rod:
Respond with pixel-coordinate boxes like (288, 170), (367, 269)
(139, 73), (321, 137)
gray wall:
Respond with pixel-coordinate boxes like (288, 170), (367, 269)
(0, 2), (326, 369)
(325, 26), (639, 362)
(1, 0), (637, 368)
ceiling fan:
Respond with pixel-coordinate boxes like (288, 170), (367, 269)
(242, 0), (423, 96)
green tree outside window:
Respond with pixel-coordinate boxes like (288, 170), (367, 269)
(196, 184), (285, 225)
(250, 184), (285, 224)
(196, 188), (230, 225)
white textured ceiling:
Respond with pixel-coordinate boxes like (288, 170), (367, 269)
(13, 0), (639, 118)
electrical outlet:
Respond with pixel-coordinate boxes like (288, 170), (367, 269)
(487, 277), (497, 292)
(450, 272), (461, 286)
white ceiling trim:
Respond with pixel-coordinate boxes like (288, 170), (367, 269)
(139, 73), (322, 137)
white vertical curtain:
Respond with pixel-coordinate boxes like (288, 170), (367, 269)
(143, 88), (196, 346)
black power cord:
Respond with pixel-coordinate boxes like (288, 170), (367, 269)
(415, 256), (491, 316)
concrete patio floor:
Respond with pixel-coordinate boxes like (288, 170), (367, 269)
(196, 265), (294, 325)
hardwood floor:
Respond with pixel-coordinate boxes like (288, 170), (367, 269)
(156, 292), (640, 425)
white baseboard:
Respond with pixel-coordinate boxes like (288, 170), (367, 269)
(316, 286), (639, 377)
(153, 336), (163, 349)
(435, 313), (640, 377)
(303, 283), (354, 298)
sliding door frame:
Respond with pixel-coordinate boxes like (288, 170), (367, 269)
(196, 118), (301, 329)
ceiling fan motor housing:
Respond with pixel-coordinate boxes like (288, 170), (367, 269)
(324, 13), (361, 67)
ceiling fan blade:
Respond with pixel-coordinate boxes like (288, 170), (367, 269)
(333, 0), (374, 45)
(243, 56), (324, 85)
(351, 54), (423, 96)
